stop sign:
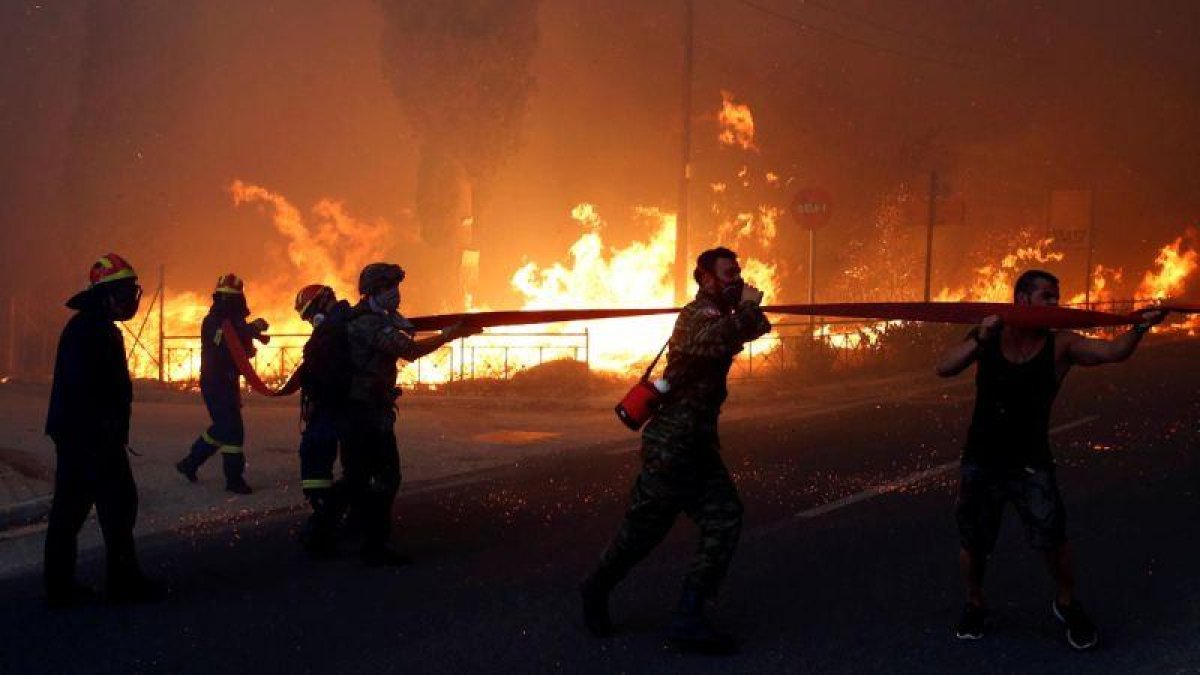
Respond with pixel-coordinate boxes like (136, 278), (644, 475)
(790, 188), (833, 230)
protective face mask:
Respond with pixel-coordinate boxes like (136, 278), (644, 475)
(372, 287), (400, 312)
(720, 279), (745, 308)
(310, 313), (326, 328)
(109, 284), (142, 321)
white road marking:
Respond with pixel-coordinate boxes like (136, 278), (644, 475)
(793, 414), (1102, 520)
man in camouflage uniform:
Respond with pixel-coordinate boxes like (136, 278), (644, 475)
(581, 247), (771, 653)
(343, 263), (477, 566)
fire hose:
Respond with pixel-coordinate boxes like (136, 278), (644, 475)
(221, 302), (1191, 397)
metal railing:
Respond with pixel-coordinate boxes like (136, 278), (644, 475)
(156, 330), (591, 389)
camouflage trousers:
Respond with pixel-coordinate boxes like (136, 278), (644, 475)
(594, 434), (744, 597)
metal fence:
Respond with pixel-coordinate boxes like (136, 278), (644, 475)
(157, 330), (592, 389)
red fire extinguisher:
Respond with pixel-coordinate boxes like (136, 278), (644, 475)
(615, 340), (671, 431)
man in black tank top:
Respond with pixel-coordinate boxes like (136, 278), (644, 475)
(935, 269), (1164, 650)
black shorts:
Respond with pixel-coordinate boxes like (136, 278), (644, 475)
(956, 463), (1067, 555)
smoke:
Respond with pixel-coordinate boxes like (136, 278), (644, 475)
(60, 0), (204, 267)
(376, 0), (540, 276)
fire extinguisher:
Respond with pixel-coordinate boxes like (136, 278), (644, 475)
(615, 340), (671, 431)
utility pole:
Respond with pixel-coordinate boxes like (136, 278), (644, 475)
(158, 265), (166, 383)
(807, 228), (816, 332)
(1084, 190), (1095, 308)
(6, 296), (15, 376)
(674, 0), (694, 305)
(923, 171), (938, 302)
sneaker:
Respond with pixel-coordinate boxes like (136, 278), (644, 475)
(175, 458), (198, 483)
(955, 603), (988, 640)
(1052, 599), (1098, 650)
(46, 582), (99, 609)
(225, 480), (253, 495)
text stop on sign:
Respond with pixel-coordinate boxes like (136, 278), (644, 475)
(791, 188), (833, 230)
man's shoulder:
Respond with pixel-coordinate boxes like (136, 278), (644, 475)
(347, 307), (388, 336)
(680, 296), (723, 319)
(63, 310), (115, 339)
(318, 302), (355, 330)
(329, 300), (353, 320)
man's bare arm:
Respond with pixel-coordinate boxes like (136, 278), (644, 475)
(1065, 310), (1166, 366)
(936, 315), (999, 377)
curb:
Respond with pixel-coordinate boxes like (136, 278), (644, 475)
(0, 494), (52, 531)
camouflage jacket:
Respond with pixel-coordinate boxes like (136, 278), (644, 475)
(345, 300), (421, 408)
(643, 290), (771, 444)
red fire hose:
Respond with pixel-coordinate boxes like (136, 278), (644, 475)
(223, 302), (1185, 397)
(408, 301), (1165, 332)
(219, 320), (292, 397)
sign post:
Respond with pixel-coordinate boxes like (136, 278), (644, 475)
(1047, 189), (1094, 306)
(790, 188), (833, 330)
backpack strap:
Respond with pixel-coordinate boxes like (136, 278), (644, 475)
(640, 339), (670, 383)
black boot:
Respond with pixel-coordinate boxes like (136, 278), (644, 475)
(667, 587), (737, 654)
(223, 453), (252, 494)
(301, 492), (339, 559)
(178, 437), (217, 482)
(579, 573), (616, 637)
(175, 457), (198, 483)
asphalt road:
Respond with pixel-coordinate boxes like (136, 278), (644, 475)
(2, 339), (1199, 674)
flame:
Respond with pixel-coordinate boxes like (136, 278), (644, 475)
(1134, 231), (1198, 302)
(126, 181), (392, 383)
(510, 203), (779, 374)
(934, 238), (1065, 302)
(716, 205), (779, 251)
(717, 90), (756, 150)
(1066, 265), (1123, 307)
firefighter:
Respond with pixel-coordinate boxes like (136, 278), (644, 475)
(342, 263), (478, 566)
(175, 274), (270, 494)
(44, 254), (166, 606)
(292, 283), (354, 557)
(580, 247), (771, 653)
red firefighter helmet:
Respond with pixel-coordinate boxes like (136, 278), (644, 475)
(294, 284), (334, 319)
(215, 273), (244, 295)
(88, 253), (138, 287)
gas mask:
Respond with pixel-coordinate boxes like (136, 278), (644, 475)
(309, 313), (326, 328)
(719, 278), (745, 310)
(371, 287), (401, 313)
(107, 282), (142, 321)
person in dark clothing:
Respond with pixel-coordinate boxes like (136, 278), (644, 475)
(936, 269), (1165, 650)
(44, 253), (165, 607)
(342, 263), (477, 566)
(175, 274), (270, 494)
(581, 247), (771, 654)
(292, 284), (354, 557)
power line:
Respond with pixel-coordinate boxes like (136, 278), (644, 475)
(800, 0), (980, 56)
(735, 0), (977, 71)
